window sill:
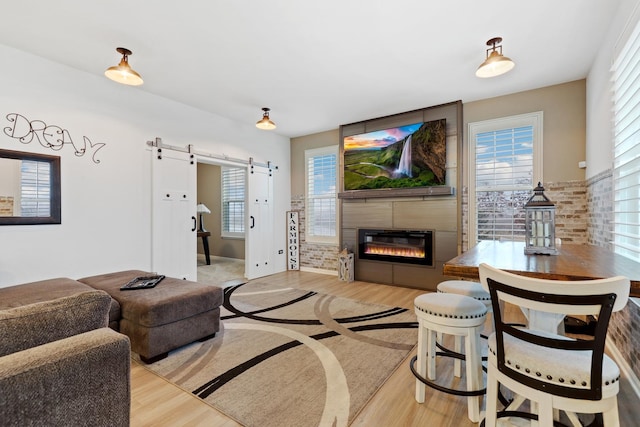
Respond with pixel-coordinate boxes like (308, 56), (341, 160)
(221, 235), (245, 240)
(305, 240), (339, 246)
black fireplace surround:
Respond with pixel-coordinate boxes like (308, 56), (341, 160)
(358, 229), (434, 267)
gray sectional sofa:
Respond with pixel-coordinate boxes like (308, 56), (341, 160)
(0, 289), (131, 427)
(0, 271), (224, 426)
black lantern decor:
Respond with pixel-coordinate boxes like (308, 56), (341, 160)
(524, 182), (558, 255)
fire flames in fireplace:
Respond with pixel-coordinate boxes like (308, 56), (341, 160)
(364, 244), (425, 259)
(358, 229), (434, 267)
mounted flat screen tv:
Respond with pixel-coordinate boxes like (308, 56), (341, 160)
(343, 118), (446, 192)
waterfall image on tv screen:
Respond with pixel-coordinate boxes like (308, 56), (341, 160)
(343, 118), (446, 191)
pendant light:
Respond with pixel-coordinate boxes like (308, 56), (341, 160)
(475, 37), (515, 78)
(256, 107), (276, 130)
(105, 47), (144, 86)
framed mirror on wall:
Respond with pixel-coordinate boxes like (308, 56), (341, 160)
(0, 149), (61, 225)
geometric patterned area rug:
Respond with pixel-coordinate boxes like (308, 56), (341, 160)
(141, 280), (418, 427)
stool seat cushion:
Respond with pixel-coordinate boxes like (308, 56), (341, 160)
(437, 280), (491, 302)
(414, 293), (487, 327)
(487, 330), (620, 392)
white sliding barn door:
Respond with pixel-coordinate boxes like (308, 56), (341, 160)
(151, 147), (197, 280)
(245, 162), (275, 279)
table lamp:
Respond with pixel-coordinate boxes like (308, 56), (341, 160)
(196, 203), (211, 232)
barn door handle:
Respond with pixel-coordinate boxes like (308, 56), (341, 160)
(250, 216), (255, 229)
(191, 216), (197, 232)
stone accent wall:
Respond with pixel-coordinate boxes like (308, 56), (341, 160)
(586, 168), (640, 380)
(291, 195), (340, 271)
(608, 298), (640, 379)
(0, 196), (14, 216)
(586, 170), (613, 249)
(461, 186), (470, 251)
(544, 180), (587, 244)
(461, 180), (588, 251)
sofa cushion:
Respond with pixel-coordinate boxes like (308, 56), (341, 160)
(78, 270), (223, 327)
(0, 277), (121, 323)
(0, 290), (112, 357)
(0, 328), (131, 426)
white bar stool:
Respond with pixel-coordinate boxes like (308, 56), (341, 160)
(437, 280), (492, 310)
(411, 292), (488, 423)
(437, 280), (493, 376)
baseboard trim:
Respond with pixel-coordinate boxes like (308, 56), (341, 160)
(300, 266), (338, 276)
(606, 338), (640, 400)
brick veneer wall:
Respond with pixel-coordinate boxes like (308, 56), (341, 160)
(544, 181), (587, 244)
(587, 169), (640, 379)
(586, 170), (614, 249)
(461, 180), (588, 251)
(0, 196), (14, 216)
(291, 195), (340, 271)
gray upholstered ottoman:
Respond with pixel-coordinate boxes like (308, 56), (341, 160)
(79, 270), (223, 363)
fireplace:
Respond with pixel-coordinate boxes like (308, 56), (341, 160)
(358, 229), (434, 266)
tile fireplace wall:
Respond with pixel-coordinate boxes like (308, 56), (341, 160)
(341, 197), (457, 291)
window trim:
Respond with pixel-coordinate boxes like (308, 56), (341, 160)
(0, 149), (61, 225)
(220, 166), (246, 239)
(467, 112), (543, 244)
(304, 145), (339, 245)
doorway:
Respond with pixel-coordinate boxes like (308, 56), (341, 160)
(196, 159), (246, 285)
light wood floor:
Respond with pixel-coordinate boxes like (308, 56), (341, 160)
(130, 270), (639, 426)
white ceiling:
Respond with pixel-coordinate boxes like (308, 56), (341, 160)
(1, 0), (622, 138)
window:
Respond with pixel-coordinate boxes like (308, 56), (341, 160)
(221, 167), (245, 238)
(468, 112), (543, 243)
(305, 146), (338, 244)
(613, 20), (640, 262)
(20, 159), (51, 217)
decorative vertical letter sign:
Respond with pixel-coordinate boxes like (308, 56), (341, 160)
(287, 211), (300, 270)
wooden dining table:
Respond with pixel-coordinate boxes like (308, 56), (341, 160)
(443, 240), (640, 298)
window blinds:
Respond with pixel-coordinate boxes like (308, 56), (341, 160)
(20, 160), (51, 217)
(475, 126), (534, 241)
(306, 151), (337, 239)
(613, 19), (640, 262)
(222, 167), (245, 234)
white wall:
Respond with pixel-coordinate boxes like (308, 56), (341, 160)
(586, 0), (640, 179)
(0, 44), (291, 287)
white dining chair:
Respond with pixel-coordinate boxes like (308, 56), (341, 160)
(478, 263), (629, 427)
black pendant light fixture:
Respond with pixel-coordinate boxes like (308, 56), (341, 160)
(476, 37), (515, 78)
(256, 107), (276, 130)
(105, 47), (144, 86)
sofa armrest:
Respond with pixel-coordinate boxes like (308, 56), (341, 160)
(0, 290), (111, 357)
(0, 328), (131, 427)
